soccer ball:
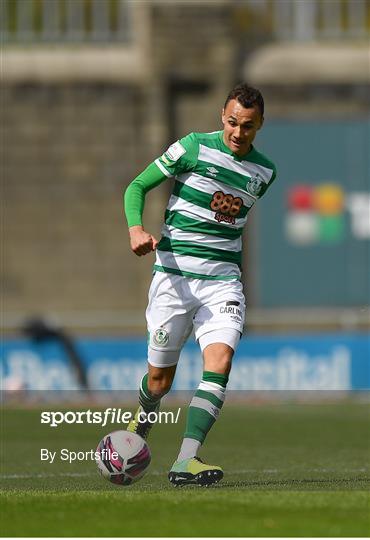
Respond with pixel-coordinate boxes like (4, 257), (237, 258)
(96, 430), (151, 485)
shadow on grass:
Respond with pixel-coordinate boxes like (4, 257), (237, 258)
(173, 476), (370, 491)
(212, 476), (370, 490)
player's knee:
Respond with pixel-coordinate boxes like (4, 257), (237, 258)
(201, 339), (236, 376)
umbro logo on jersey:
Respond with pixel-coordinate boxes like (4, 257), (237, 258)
(206, 166), (219, 177)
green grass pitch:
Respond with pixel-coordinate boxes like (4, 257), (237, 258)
(1, 398), (369, 537)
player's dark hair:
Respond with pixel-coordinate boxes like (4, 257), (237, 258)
(224, 83), (264, 117)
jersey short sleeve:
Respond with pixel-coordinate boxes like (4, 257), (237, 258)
(154, 133), (199, 178)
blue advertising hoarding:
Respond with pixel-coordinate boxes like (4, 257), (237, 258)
(1, 334), (369, 391)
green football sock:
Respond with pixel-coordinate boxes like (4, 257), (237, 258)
(179, 371), (228, 458)
(139, 373), (161, 413)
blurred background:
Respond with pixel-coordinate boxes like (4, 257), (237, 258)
(2, 0), (370, 392)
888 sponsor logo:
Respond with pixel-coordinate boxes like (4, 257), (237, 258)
(210, 191), (243, 225)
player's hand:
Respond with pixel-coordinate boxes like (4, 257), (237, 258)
(129, 225), (159, 256)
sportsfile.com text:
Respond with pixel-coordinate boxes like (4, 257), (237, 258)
(40, 408), (181, 428)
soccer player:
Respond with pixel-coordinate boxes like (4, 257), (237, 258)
(124, 83), (277, 486)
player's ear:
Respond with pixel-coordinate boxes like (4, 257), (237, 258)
(257, 116), (264, 130)
(221, 108), (226, 125)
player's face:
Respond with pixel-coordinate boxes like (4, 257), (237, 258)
(222, 99), (263, 156)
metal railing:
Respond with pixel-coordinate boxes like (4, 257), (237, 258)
(247, 0), (370, 41)
(1, 0), (132, 43)
(2, 0), (369, 45)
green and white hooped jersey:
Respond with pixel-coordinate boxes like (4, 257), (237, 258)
(154, 131), (277, 281)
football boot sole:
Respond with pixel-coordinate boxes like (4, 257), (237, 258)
(168, 468), (223, 487)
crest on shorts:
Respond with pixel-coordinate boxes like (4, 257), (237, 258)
(153, 327), (169, 347)
(246, 173), (264, 197)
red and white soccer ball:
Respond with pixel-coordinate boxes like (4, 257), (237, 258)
(96, 430), (151, 485)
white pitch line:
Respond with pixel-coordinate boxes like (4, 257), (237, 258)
(0, 472), (95, 479)
(228, 468), (369, 474)
(0, 468), (368, 480)
(0, 471), (168, 479)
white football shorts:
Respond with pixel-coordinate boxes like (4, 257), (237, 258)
(146, 271), (245, 367)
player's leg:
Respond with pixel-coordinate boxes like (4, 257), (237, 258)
(168, 332), (238, 487)
(168, 279), (245, 487)
(128, 272), (195, 439)
(128, 363), (177, 439)
(177, 339), (234, 457)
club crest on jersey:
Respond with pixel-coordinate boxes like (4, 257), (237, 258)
(246, 174), (264, 197)
(153, 327), (169, 347)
